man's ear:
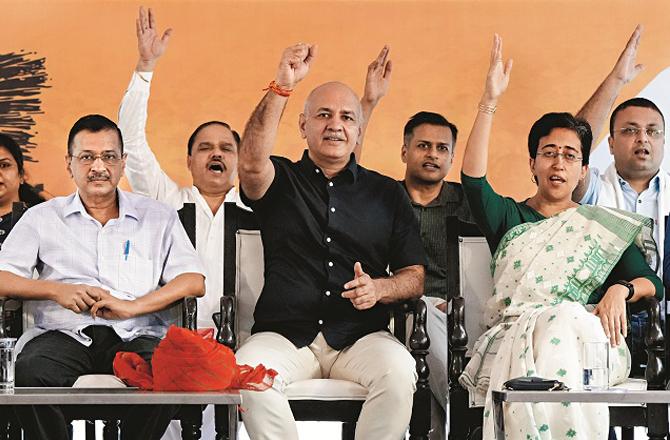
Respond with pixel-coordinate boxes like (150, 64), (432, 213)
(65, 154), (73, 178)
(401, 145), (408, 163)
(299, 113), (307, 139)
(608, 136), (614, 155)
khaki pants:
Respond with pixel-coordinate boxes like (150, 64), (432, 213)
(236, 330), (417, 440)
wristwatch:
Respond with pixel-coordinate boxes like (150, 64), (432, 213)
(615, 280), (635, 301)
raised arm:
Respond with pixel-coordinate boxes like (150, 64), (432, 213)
(135, 6), (172, 73)
(576, 25), (643, 144)
(461, 34), (513, 178)
(119, 7), (182, 204)
(238, 43), (317, 200)
(572, 25), (644, 202)
(355, 45), (392, 161)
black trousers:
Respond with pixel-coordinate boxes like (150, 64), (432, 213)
(13, 325), (178, 440)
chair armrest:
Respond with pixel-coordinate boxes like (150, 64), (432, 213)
(181, 296), (197, 331)
(214, 295), (236, 350)
(628, 296), (665, 389)
(449, 296), (468, 382)
(408, 298), (429, 388)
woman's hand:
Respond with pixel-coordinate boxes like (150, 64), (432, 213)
(593, 284), (629, 347)
(482, 34), (513, 104)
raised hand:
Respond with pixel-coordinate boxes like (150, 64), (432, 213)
(342, 262), (380, 310)
(136, 6), (172, 72)
(483, 34), (513, 104)
(274, 43), (318, 90)
(610, 24), (644, 85)
(53, 284), (110, 314)
(362, 45), (392, 105)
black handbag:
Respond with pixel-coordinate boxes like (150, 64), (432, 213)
(503, 376), (569, 391)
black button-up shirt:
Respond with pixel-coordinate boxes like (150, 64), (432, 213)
(241, 151), (426, 350)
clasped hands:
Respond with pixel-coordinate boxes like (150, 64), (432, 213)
(53, 283), (138, 320)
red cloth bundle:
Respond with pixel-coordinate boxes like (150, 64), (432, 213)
(113, 325), (277, 391)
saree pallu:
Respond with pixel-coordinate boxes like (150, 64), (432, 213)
(459, 205), (655, 440)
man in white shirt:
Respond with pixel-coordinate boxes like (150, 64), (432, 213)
(119, 7), (393, 330)
(574, 26), (666, 265)
(0, 114), (205, 440)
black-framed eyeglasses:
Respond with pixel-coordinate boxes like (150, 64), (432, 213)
(537, 151), (582, 163)
(70, 152), (125, 165)
(617, 127), (664, 139)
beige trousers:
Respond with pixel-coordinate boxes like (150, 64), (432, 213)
(236, 330), (417, 440)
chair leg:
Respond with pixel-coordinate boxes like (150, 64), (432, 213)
(647, 403), (669, 440)
(103, 419), (120, 440)
(7, 421), (19, 440)
(341, 422), (355, 440)
(620, 426), (634, 440)
(180, 405), (203, 440)
(215, 405), (236, 440)
(85, 420), (96, 440)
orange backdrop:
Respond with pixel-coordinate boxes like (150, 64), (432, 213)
(3, 0), (670, 200)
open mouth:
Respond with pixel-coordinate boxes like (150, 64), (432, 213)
(422, 162), (440, 170)
(323, 136), (345, 142)
(548, 175), (566, 183)
(634, 147), (650, 158)
(208, 162), (225, 173)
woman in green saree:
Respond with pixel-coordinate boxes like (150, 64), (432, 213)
(458, 35), (662, 440)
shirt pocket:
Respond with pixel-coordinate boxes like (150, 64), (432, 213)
(117, 254), (156, 298)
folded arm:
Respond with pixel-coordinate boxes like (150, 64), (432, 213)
(91, 272), (205, 320)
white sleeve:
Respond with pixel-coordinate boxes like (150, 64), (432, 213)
(0, 209), (40, 278)
(118, 71), (183, 205)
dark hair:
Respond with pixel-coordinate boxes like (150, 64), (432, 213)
(609, 97), (665, 136)
(528, 112), (592, 165)
(67, 114), (123, 156)
(403, 111), (458, 148)
(187, 121), (240, 155)
(0, 133), (45, 207)
(0, 133), (24, 176)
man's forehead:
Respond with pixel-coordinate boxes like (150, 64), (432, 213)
(615, 106), (664, 127)
(305, 82), (361, 115)
(410, 124), (453, 143)
(72, 129), (121, 152)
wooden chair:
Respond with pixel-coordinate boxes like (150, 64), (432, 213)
(0, 202), (202, 440)
(213, 202), (431, 440)
(446, 217), (667, 440)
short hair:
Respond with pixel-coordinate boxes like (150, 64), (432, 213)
(67, 114), (123, 156)
(0, 133), (24, 176)
(187, 121), (240, 155)
(609, 97), (665, 136)
(403, 111), (458, 148)
(527, 112), (592, 166)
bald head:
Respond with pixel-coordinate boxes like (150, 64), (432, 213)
(304, 82), (362, 119)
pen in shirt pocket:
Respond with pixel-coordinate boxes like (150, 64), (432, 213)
(123, 240), (130, 261)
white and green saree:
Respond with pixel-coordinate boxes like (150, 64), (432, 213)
(459, 204), (656, 440)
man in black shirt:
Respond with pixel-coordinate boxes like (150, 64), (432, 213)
(400, 111), (474, 439)
(237, 43), (426, 439)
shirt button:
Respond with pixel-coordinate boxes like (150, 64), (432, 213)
(328, 261), (334, 267)
(315, 169), (320, 174)
(325, 291), (331, 296)
(318, 319), (324, 325)
(328, 182), (334, 187)
(326, 237), (332, 243)
(330, 207), (336, 213)
(638, 200), (642, 203)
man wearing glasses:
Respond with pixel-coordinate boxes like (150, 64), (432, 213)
(0, 114), (205, 440)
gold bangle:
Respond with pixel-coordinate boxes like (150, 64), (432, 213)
(478, 103), (497, 114)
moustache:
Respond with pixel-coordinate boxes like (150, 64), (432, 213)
(87, 173), (111, 182)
